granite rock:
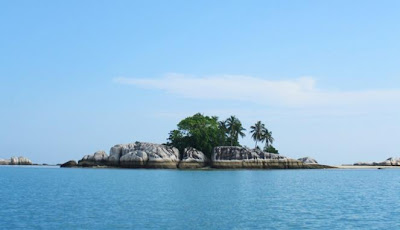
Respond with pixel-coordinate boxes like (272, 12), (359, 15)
(78, 151), (108, 167)
(119, 142), (180, 168)
(353, 157), (400, 166)
(212, 146), (326, 169)
(0, 157), (32, 165)
(179, 147), (209, 169)
(298, 157), (318, 164)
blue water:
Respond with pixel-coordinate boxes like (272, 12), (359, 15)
(0, 167), (399, 229)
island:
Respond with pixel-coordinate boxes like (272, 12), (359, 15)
(0, 156), (32, 165)
(61, 141), (332, 169)
(61, 113), (334, 169)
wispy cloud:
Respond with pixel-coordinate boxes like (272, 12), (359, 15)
(114, 74), (400, 109)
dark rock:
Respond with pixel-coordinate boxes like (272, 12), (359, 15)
(60, 160), (77, 168)
(212, 146), (330, 169)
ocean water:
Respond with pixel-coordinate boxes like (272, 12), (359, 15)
(0, 167), (399, 229)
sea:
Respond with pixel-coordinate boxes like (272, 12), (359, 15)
(0, 166), (399, 229)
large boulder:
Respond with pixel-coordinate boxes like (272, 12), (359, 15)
(119, 142), (180, 168)
(212, 146), (326, 169)
(108, 144), (126, 166)
(78, 151), (108, 167)
(298, 157), (318, 164)
(60, 160), (77, 168)
(179, 147), (209, 169)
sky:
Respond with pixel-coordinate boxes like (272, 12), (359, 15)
(1, 0), (399, 165)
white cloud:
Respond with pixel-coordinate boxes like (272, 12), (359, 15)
(114, 74), (400, 109)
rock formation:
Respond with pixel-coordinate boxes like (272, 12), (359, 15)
(212, 146), (327, 169)
(119, 142), (179, 168)
(69, 142), (331, 169)
(75, 142), (180, 168)
(298, 157), (318, 164)
(108, 144), (126, 166)
(178, 147), (209, 169)
(78, 151), (109, 167)
(0, 156), (32, 165)
(380, 157), (400, 166)
(60, 160), (78, 168)
(354, 157), (400, 166)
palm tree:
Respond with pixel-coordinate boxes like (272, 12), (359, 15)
(226, 116), (246, 146)
(263, 130), (274, 149)
(250, 121), (266, 148)
(218, 120), (228, 146)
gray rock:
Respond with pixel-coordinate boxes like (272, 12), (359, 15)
(179, 147), (209, 169)
(108, 144), (124, 166)
(212, 146), (285, 161)
(354, 162), (372, 166)
(119, 142), (180, 168)
(384, 157), (400, 166)
(78, 150), (108, 167)
(354, 157), (400, 166)
(81, 151), (108, 162)
(298, 157), (318, 164)
(1, 156), (32, 165)
(212, 146), (326, 169)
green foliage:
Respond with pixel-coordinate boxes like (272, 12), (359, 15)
(250, 121), (267, 148)
(264, 145), (279, 154)
(250, 121), (275, 150)
(263, 130), (274, 149)
(167, 113), (221, 158)
(167, 113), (247, 158)
(167, 113), (278, 158)
(225, 116), (246, 146)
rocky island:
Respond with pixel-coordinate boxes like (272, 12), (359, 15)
(0, 156), (32, 165)
(61, 113), (335, 170)
(353, 157), (400, 166)
(61, 141), (332, 169)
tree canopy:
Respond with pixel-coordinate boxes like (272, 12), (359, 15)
(167, 113), (221, 158)
(167, 113), (278, 158)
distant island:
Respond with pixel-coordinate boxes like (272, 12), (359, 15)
(61, 142), (331, 169)
(0, 157), (32, 165)
(61, 113), (332, 169)
(2, 113), (398, 170)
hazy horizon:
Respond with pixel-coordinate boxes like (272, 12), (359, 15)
(1, 0), (399, 165)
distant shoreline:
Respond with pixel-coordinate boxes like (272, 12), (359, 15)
(335, 165), (400, 169)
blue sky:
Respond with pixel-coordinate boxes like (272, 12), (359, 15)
(1, 0), (399, 165)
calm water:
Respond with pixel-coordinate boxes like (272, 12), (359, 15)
(0, 166), (399, 229)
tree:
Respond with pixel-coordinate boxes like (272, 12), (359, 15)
(167, 113), (221, 159)
(264, 145), (279, 154)
(225, 115), (246, 146)
(217, 120), (229, 146)
(250, 121), (266, 148)
(263, 130), (274, 149)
